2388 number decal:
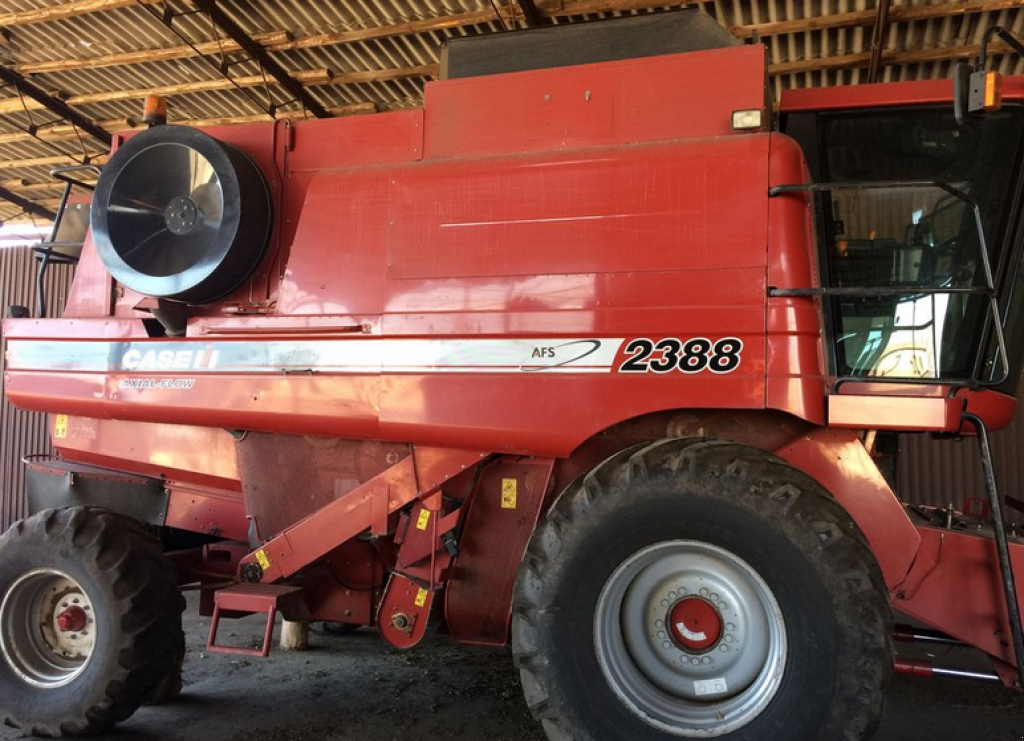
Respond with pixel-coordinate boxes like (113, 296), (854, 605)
(619, 338), (743, 374)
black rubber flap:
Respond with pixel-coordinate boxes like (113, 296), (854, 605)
(91, 125), (272, 303)
(442, 8), (741, 80)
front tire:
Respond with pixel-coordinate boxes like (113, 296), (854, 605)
(0, 508), (185, 736)
(512, 439), (892, 741)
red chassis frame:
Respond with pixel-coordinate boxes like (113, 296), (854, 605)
(3, 45), (1024, 675)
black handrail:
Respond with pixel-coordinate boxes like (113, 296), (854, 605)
(34, 164), (101, 317)
(962, 412), (1024, 692)
(769, 179), (1010, 391)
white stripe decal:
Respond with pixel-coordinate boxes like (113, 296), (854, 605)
(5, 338), (626, 375)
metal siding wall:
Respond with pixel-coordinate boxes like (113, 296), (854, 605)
(897, 402), (1024, 521)
(0, 248), (73, 531)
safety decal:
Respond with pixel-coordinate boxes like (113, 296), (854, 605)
(501, 478), (518, 509)
(414, 588), (429, 608)
(54, 414), (68, 439)
(416, 510), (431, 531)
(618, 338), (743, 374)
(254, 549), (271, 571)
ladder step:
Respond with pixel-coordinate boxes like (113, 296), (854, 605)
(207, 584), (305, 658)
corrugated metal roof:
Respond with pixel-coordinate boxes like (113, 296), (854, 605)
(0, 0), (1019, 219)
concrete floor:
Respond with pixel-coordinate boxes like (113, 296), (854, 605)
(2, 595), (1024, 741)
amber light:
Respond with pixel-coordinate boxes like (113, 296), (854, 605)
(984, 71), (1003, 112)
(142, 94), (168, 125)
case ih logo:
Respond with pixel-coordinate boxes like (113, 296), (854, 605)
(120, 348), (220, 372)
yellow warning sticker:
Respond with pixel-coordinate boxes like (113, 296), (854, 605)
(254, 549), (271, 570)
(414, 587), (429, 608)
(54, 415), (68, 439)
(501, 478), (518, 509)
(416, 509), (431, 531)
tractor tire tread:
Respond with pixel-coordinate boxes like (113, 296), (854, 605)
(0, 507), (185, 737)
(512, 438), (892, 741)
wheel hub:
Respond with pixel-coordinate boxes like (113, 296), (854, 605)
(0, 569), (97, 688)
(594, 540), (787, 737)
(56, 606), (88, 633)
(668, 597), (722, 652)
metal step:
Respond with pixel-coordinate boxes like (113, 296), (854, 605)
(206, 583), (305, 658)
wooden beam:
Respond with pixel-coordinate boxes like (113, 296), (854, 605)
(0, 102), (373, 150)
(0, 64), (430, 116)
(174, 103), (376, 127)
(733, 8), (876, 40)
(769, 41), (1019, 77)
(898, 0), (1024, 23)
(735, 0), (1024, 40)
(270, 9), (501, 52)
(0, 0), (160, 28)
(17, 31), (291, 76)
(770, 52), (872, 76)
(0, 155), (85, 171)
(5, 181), (72, 195)
(328, 64), (438, 86)
(867, 0), (892, 84)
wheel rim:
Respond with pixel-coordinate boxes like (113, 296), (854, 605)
(594, 540), (787, 737)
(0, 569), (97, 688)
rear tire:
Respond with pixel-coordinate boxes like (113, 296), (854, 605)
(0, 508), (185, 736)
(512, 439), (892, 741)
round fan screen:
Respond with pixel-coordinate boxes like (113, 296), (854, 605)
(91, 126), (272, 303)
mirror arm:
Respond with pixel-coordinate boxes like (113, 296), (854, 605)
(978, 26), (1024, 73)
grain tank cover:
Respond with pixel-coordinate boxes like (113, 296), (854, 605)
(90, 125), (272, 303)
(441, 9), (740, 80)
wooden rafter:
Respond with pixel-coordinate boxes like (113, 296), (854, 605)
(867, 0), (893, 84)
(0, 65), (434, 116)
(770, 40), (1020, 77)
(0, 102), (376, 149)
(734, 0), (1024, 40)
(0, 0), (159, 28)
(17, 31), (291, 76)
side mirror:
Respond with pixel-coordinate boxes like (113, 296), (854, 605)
(953, 62), (972, 126)
(954, 62), (1002, 126)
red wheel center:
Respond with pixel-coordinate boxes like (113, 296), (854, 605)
(56, 606), (87, 633)
(668, 597), (722, 652)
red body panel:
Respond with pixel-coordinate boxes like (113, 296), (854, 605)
(775, 429), (920, 590)
(781, 76), (1024, 112)
(4, 46), (796, 464)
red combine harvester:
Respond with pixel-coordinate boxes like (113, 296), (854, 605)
(3, 11), (1024, 740)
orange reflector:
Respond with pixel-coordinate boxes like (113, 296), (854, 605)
(143, 94), (168, 125)
(984, 71), (1003, 112)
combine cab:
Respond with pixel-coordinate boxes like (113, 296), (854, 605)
(3, 12), (1024, 740)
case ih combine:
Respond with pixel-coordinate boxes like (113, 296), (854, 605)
(3, 10), (1024, 740)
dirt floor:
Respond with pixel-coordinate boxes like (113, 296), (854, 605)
(3, 594), (1024, 741)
